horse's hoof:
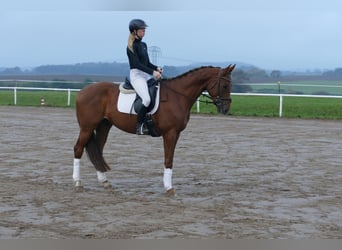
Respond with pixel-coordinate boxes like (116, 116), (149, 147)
(75, 181), (84, 192)
(166, 188), (175, 196)
(103, 180), (112, 189)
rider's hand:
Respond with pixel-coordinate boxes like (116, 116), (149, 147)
(153, 70), (162, 79)
(157, 67), (163, 74)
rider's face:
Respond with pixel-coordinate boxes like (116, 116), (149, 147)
(135, 28), (145, 39)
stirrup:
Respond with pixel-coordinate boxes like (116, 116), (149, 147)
(136, 123), (149, 135)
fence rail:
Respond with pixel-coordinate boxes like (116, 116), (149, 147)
(0, 86), (80, 106)
(1, 85), (342, 117)
(230, 93), (342, 117)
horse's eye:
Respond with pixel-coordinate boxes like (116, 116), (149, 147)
(222, 85), (228, 89)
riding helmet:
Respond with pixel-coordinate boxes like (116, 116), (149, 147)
(129, 19), (148, 33)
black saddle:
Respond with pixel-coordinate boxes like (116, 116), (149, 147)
(122, 77), (160, 137)
(123, 77), (159, 113)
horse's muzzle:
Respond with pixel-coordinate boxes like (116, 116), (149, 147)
(216, 97), (231, 115)
(217, 106), (230, 115)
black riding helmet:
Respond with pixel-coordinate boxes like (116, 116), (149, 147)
(129, 19), (148, 33)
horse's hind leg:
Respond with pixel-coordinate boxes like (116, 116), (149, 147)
(73, 128), (93, 191)
(94, 119), (113, 189)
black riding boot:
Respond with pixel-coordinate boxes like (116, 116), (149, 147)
(136, 105), (149, 135)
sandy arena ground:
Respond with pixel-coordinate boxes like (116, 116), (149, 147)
(0, 106), (341, 238)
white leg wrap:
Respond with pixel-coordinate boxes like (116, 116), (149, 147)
(73, 158), (80, 182)
(163, 168), (173, 191)
(97, 171), (107, 183)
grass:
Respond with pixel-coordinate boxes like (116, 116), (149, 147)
(280, 96), (342, 119)
(1, 89), (342, 119)
(0, 90), (77, 107)
(249, 80), (342, 95)
(192, 95), (342, 119)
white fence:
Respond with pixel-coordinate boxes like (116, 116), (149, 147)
(1, 81), (342, 117)
(230, 93), (342, 117)
(195, 92), (342, 117)
(0, 86), (81, 106)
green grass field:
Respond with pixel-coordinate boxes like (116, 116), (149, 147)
(0, 90), (78, 107)
(193, 95), (342, 119)
(250, 80), (342, 95)
(1, 89), (342, 119)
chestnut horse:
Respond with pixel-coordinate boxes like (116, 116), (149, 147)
(72, 64), (235, 195)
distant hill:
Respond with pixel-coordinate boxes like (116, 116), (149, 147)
(0, 61), (253, 75)
(1, 61), (341, 83)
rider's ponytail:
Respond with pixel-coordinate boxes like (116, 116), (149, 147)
(128, 33), (135, 53)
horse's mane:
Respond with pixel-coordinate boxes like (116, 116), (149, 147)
(163, 66), (218, 82)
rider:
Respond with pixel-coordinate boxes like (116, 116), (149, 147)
(126, 18), (163, 135)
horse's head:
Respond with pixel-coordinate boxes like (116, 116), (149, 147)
(207, 64), (235, 115)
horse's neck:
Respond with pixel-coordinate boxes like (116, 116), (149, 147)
(168, 70), (215, 100)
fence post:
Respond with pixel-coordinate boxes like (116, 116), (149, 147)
(67, 89), (71, 106)
(14, 87), (17, 105)
(279, 94), (283, 117)
(197, 97), (200, 113)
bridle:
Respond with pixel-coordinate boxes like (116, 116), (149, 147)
(162, 68), (232, 107)
(201, 69), (232, 107)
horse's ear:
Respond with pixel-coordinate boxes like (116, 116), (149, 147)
(223, 64), (236, 75)
(227, 64), (236, 73)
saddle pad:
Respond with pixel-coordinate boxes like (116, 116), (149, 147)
(117, 85), (160, 115)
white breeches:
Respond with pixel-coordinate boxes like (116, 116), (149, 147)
(130, 69), (151, 107)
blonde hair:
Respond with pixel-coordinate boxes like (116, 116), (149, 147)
(127, 33), (135, 53)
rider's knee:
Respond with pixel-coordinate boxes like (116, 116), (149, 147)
(142, 97), (151, 107)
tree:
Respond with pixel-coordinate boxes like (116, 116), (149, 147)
(270, 70), (281, 79)
(232, 69), (252, 93)
(2, 67), (23, 75)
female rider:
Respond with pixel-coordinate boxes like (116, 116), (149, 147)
(126, 19), (163, 135)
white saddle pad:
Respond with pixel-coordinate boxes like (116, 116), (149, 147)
(117, 85), (160, 115)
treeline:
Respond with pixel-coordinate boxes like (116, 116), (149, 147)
(0, 61), (269, 80)
(0, 79), (92, 90)
(1, 62), (342, 93)
(0, 61), (263, 92)
(1, 61), (341, 80)
(0, 62), (130, 76)
(0, 62), (224, 76)
(322, 68), (342, 79)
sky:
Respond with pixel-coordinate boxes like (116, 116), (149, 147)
(1, 0), (342, 71)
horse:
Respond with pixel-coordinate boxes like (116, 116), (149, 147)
(72, 64), (235, 195)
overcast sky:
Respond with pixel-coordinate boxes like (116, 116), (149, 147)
(1, 0), (342, 70)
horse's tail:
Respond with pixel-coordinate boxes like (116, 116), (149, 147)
(85, 119), (112, 172)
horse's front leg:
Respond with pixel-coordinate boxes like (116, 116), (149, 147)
(162, 130), (180, 196)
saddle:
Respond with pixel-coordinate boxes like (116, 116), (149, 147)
(120, 77), (158, 113)
(118, 77), (160, 137)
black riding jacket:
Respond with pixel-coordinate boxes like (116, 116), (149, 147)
(127, 38), (157, 75)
